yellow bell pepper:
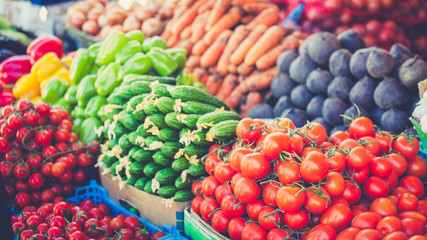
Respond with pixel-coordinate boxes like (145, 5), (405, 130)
(31, 52), (63, 83)
(61, 51), (76, 68)
(13, 73), (40, 99)
(31, 96), (41, 103)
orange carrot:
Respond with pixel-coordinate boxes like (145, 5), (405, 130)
(228, 64), (237, 73)
(243, 2), (278, 14)
(180, 26), (192, 40)
(200, 30), (232, 68)
(231, 0), (269, 6)
(198, 0), (215, 14)
(193, 68), (208, 83)
(216, 74), (239, 101)
(171, 7), (198, 35)
(237, 63), (254, 76)
(244, 25), (287, 65)
(240, 67), (278, 92)
(217, 25), (249, 76)
(203, 7), (243, 45)
(192, 40), (209, 56)
(225, 88), (244, 109)
(209, 67), (218, 75)
(241, 15), (254, 24)
(240, 92), (262, 118)
(191, 12), (208, 43)
(186, 55), (201, 68)
(229, 24), (267, 66)
(205, 0), (231, 31)
(205, 75), (223, 95)
(166, 35), (180, 48)
(177, 39), (193, 56)
(256, 33), (302, 70)
(246, 7), (280, 30)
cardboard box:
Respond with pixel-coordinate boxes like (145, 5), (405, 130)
(99, 168), (191, 233)
(184, 207), (228, 240)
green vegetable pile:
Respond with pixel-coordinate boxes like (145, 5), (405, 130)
(97, 80), (241, 202)
(62, 30), (192, 144)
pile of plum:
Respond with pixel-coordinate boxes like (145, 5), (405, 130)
(249, 30), (427, 134)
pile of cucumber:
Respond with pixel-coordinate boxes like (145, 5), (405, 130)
(98, 76), (241, 202)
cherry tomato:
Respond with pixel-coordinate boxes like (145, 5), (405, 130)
(407, 156), (427, 178)
(211, 210), (230, 234)
(340, 138), (362, 151)
(78, 153), (92, 168)
(200, 198), (219, 221)
(276, 186), (305, 212)
(109, 217), (124, 231)
(89, 208), (104, 220)
(236, 118), (263, 142)
(401, 218), (423, 237)
(234, 176), (260, 203)
(300, 151), (328, 183)
(15, 192), (30, 207)
(191, 195), (204, 214)
(262, 132), (291, 159)
(302, 122), (328, 145)
(320, 203), (353, 231)
(258, 207), (283, 230)
(324, 171), (345, 198)
(124, 216), (140, 230)
(229, 148), (252, 173)
(221, 195), (246, 218)
(241, 223), (267, 240)
(375, 131), (393, 154)
(342, 180), (361, 204)
(326, 151), (346, 172)
(383, 231), (409, 240)
(214, 162), (236, 183)
(393, 135), (420, 160)
(13, 162), (30, 179)
(276, 160), (301, 185)
(284, 209), (309, 230)
(359, 136), (380, 156)
(201, 176), (220, 198)
(398, 193), (419, 211)
(267, 118), (295, 134)
(304, 187), (331, 214)
(0, 136), (10, 153)
(349, 117), (374, 139)
(354, 229), (383, 240)
(228, 217), (246, 240)
(35, 130), (51, 146)
(55, 129), (70, 142)
(205, 154), (221, 175)
(336, 227), (361, 240)
(50, 163), (65, 178)
(369, 157), (392, 177)
(330, 131), (349, 145)
(40, 189), (54, 202)
(246, 200), (266, 220)
(346, 146), (370, 170)
(386, 153), (408, 177)
(240, 153), (270, 179)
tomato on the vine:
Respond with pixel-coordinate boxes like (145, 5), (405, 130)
(236, 118), (263, 142)
(262, 132), (291, 159)
(276, 186), (305, 212)
(211, 210), (230, 234)
(240, 153), (270, 179)
(393, 135), (420, 160)
(369, 197), (397, 217)
(228, 217), (246, 240)
(300, 151), (328, 183)
(275, 160), (301, 185)
(348, 117), (374, 139)
(241, 223), (267, 240)
(234, 176), (260, 203)
(221, 195), (246, 218)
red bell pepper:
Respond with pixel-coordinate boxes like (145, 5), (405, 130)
(0, 91), (14, 107)
(0, 55), (32, 84)
(26, 36), (64, 64)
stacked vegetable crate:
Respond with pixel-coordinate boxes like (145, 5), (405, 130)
(97, 75), (240, 231)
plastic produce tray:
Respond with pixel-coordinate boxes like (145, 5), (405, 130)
(184, 206), (228, 240)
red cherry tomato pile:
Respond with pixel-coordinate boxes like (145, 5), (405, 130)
(192, 116), (427, 240)
(0, 99), (100, 208)
(12, 200), (167, 240)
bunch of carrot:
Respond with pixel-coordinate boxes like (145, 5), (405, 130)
(162, 0), (306, 117)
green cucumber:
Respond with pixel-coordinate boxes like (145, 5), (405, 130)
(209, 120), (239, 140)
(118, 134), (132, 149)
(127, 132), (141, 146)
(132, 149), (153, 163)
(171, 158), (190, 172)
(124, 74), (176, 85)
(175, 176), (191, 190)
(128, 146), (139, 159)
(143, 162), (163, 177)
(157, 97), (175, 114)
(152, 151), (173, 167)
(127, 176), (137, 185)
(107, 92), (126, 105)
(182, 101), (218, 114)
(150, 114), (167, 128)
(102, 155), (117, 168)
(134, 177), (149, 190)
(144, 179), (153, 193)
(129, 161), (144, 176)
(118, 110), (139, 130)
(130, 81), (151, 95)
(161, 142), (183, 158)
(184, 114), (200, 128)
(159, 128), (179, 142)
(132, 109), (146, 121)
(110, 161), (121, 176)
(152, 83), (172, 97)
(128, 94), (150, 108)
(184, 144), (209, 158)
(165, 112), (187, 129)
(144, 100), (160, 115)
(154, 168), (178, 184)
(179, 128), (192, 139)
(108, 137), (119, 149)
(112, 122), (127, 137)
(157, 185), (177, 198)
(174, 189), (194, 202)
(144, 136), (161, 148)
(136, 125), (150, 137)
(117, 85), (134, 99)
(192, 131), (210, 146)
(170, 86), (229, 109)
(188, 163), (205, 177)
(197, 111), (241, 125)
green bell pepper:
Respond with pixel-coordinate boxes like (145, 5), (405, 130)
(72, 118), (83, 133)
(54, 97), (71, 112)
(71, 105), (85, 119)
(147, 47), (178, 76)
(142, 36), (167, 53)
(166, 48), (187, 68)
(84, 95), (107, 118)
(41, 78), (68, 104)
(88, 42), (101, 58)
(64, 85), (77, 104)
(115, 40), (143, 64)
(118, 52), (152, 80)
(126, 30), (145, 43)
(79, 117), (102, 144)
(96, 31), (129, 65)
(76, 74), (97, 107)
(69, 48), (95, 85)
(95, 62), (121, 96)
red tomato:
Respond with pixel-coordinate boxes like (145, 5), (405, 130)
(374, 131), (393, 154)
(240, 153), (270, 179)
(342, 180), (362, 204)
(109, 217), (124, 231)
(69, 231), (86, 240)
(349, 117), (374, 139)
(369, 157), (392, 177)
(336, 227), (361, 240)
(35, 130), (52, 146)
(231, 172), (244, 190)
(324, 171), (345, 198)
(407, 156), (427, 178)
(418, 200), (427, 216)
(376, 216), (403, 235)
(151, 231), (166, 240)
(340, 138), (362, 151)
(124, 216), (140, 230)
(290, 135), (304, 154)
(214, 162), (236, 183)
(201, 176), (220, 198)
(267, 228), (291, 240)
(200, 198), (219, 221)
(26, 215), (43, 229)
(386, 153), (408, 177)
(383, 231), (409, 240)
(15, 192), (30, 207)
(192, 182), (202, 194)
(398, 193), (419, 211)
(326, 151), (346, 172)
(262, 182), (280, 207)
(221, 195), (246, 218)
(215, 184), (233, 204)
(398, 212), (426, 230)
(302, 122), (327, 145)
(236, 118), (263, 142)
(258, 207), (283, 230)
(401, 218), (423, 237)
(300, 151), (328, 183)
(369, 197), (397, 217)
(348, 167), (369, 184)
(321, 203), (353, 231)
(284, 209), (310, 230)
(304, 187), (331, 214)
(276, 185), (305, 212)
(211, 210), (230, 234)
(351, 212), (382, 229)
(385, 170), (398, 191)
(307, 224), (336, 240)
(228, 217), (246, 240)
(205, 154), (221, 175)
(301, 147), (322, 158)
(275, 161), (301, 185)
(393, 135), (420, 160)
(241, 223), (267, 240)
(267, 118), (295, 134)
(50, 216), (67, 229)
(354, 229), (383, 240)
(359, 136), (380, 156)
(234, 177), (260, 203)
(229, 148), (251, 173)
(399, 176), (425, 199)
(262, 132), (291, 159)
(346, 146), (371, 170)
(393, 186), (410, 198)
(363, 176), (389, 199)
(246, 200), (266, 220)
(191, 195), (204, 214)
(330, 130), (349, 145)
(50, 163), (65, 178)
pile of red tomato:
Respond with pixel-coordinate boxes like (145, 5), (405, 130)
(12, 200), (166, 240)
(191, 116), (427, 240)
(0, 99), (100, 208)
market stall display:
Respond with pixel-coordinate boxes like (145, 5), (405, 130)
(67, 0), (177, 39)
(249, 30), (427, 134)
(186, 116), (426, 239)
(0, 100), (100, 209)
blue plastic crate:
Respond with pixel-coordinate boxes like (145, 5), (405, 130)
(418, 143), (427, 162)
(14, 180), (186, 240)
